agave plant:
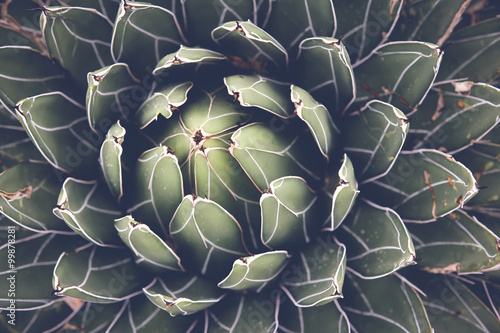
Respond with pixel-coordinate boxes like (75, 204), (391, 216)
(1, 0), (500, 332)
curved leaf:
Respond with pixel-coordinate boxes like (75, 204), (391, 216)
(212, 21), (288, 75)
(409, 210), (500, 274)
(281, 234), (346, 307)
(295, 37), (356, 116)
(111, 1), (187, 77)
(41, 6), (114, 88)
(329, 154), (360, 230)
(153, 46), (227, 75)
(53, 245), (146, 303)
(344, 100), (409, 183)
(100, 121), (125, 202)
(353, 41), (442, 114)
(16, 92), (99, 177)
(169, 195), (248, 280)
(364, 149), (479, 222)
(218, 250), (290, 291)
(115, 215), (183, 272)
(53, 178), (122, 246)
(143, 274), (224, 316)
(340, 201), (416, 278)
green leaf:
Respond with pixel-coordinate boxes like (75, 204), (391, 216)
(53, 178), (122, 246)
(229, 123), (321, 191)
(212, 21), (288, 75)
(422, 275), (500, 332)
(143, 273), (224, 316)
(224, 74), (294, 118)
(364, 149), (479, 222)
(291, 85), (339, 159)
(392, 0), (470, 44)
(104, 294), (194, 332)
(279, 298), (350, 333)
(294, 37), (356, 116)
(86, 63), (140, 133)
(40, 6), (114, 88)
(353, 41), (442, 113)
(100, 121), (125, 202)
(115, 215), (183, 272)
(262, 0), (336, 53)
(0, 161), (69, 233)
(169, 195), (248, 279)
(407, 82), (500, 154)
(437, 17), (500, 83)
(218, 250), (290, 291)
(260, 176), (323, 250)
(153, 45), (227, 76)
(333, 0), (403, 63)
(0, 224), (87, 310)
(128, 146), (183, 235)
(329, 154), (360, 230)
(204, 292), (279, 332)
(111, 1), (187, 77)
(341, 271), (433, 332)
(0, 46), (68, 108)
(136, 80), (193, 128)
(340, 201), (416, 278)
(281, 234), (346, 307)
(16, 92), (99, 177)
(409, 210), (500, 274)
(344, 100), (409, 182)
(52, 245), (146, 303)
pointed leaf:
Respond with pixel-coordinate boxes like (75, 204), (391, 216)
(169, 195), (248, 279)
(329, 154), (360, 230)
(410, 210), (500, 274)
(260, 176), (323, 250)
(136, 81), (193, 129)
(344, 100), (409, 182)
(291, 85), (339, 159)
(353, 41), (442, 113)
(0, 225), (87, 310)
(128, 146), (183, 235)
(41, 6), (114, 88)
(16, 92), (99, 177)
(218, 250), (290, 291)
(0, 46), (67, 108)
(279, 298), (351, 333)
(281, 234), (346, 307)
(143, 274), (224, 316)
(342, 271), (433, 332)
(212, 21), (288, 75)
(364, 149), (479, 222)
(437, 17), (500, 83)
(224, 74), (294, 118)
(262, 0), (336, 53)
(205, 292), (279, 332)
(53, 245), (146, 303)
(340, 201), (416, 278)
(111, 1), (187, 77)
(100, 121), (125, 202)
(153, 46), (227, 75)
(408, 82), (500, 154)
(115, 215), (183, 272)
(53, 178), (122, 246)
(295, 37), (356, 116)
(334, 0), (403, 63)
(422, 275), (500, 332)
(86, 62), (141, 133)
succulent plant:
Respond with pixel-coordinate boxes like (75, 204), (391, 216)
(1, 0), (500, 332)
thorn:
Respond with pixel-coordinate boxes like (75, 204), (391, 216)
(477, 185), (488, 190)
